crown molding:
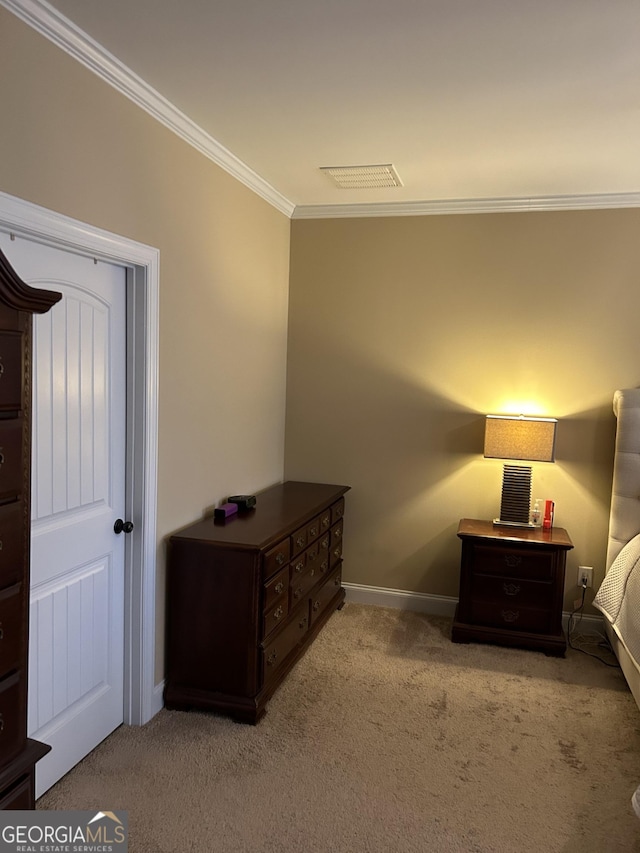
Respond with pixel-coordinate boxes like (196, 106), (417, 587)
(292, 191), (640, 219)
(1, 0), (296, 218)
(5, 0), (640, 223)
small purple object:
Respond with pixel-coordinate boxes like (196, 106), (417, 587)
(214, 502), (238, 520)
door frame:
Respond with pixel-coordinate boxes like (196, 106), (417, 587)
(0, 190), (160, 726)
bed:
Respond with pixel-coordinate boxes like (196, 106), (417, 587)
(594, 387), (640, 712)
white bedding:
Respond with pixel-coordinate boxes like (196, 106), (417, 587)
(595, 532), (640, 668)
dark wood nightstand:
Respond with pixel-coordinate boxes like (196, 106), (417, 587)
(451, 518), (573, 656)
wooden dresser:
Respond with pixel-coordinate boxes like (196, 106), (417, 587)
(164, 480), (349, 723)
(452, 518), (573, 656)
(0, 248), (60, 808)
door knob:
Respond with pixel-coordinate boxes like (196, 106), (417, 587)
(114, 518), (134, 534)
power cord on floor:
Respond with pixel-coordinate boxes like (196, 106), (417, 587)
(567, 581), (619, 667)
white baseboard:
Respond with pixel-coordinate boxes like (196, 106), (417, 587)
(152, 681), (165, 718)
(343, 582), (458, 616)
(343, 582), (604, 635)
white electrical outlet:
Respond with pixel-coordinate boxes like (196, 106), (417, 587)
(577, 566), (593, 588)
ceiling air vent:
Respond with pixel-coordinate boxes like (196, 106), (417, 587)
(320, 164), (403, 189)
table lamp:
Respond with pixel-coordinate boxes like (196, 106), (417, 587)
(484, 414), (557, 527)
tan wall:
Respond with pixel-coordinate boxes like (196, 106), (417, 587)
(0, 9), (291, 681)
(287, 211), (640, 612)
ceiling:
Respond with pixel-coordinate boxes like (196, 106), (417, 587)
(10, 0), (640, 215)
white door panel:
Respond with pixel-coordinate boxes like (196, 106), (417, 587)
(0, 233), (126, 797)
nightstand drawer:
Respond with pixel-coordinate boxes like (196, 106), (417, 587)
(472, 544), (554, 581)
(471, 575), (554, 610)
(470, 600), (553, 634)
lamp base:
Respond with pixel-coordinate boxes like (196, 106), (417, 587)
(493, 518), (539, 529)
(496, 464), (533, 527)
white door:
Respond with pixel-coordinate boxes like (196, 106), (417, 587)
(0, 233), (127, 797)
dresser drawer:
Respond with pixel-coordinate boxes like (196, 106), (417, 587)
(329, 521), (343, 569)
(0, 333), (23, 412)
(0, 774), (32, 810)
(306, 515), (321, 544)
(0, 501), (25, 589)
(310, 565), (343, 627)
(304, 541), (319, 568)
(471, 575), (554, 610)
(319, 507), (332, 533)
(261, 610), (309, 687)
(290, 525), (308, 558)
(0, 583), (22, 675)
(291, 550), (306, 579)
(318, 532), (330, 575)
(290, 563), (318, 607)
(469, 600), (552, 634)
(471, 544), (554, 581)
(331, 498), (345, 525)
(262, 566), (288, 612)
(0, 671), (25, 764)
(0, 420), (24, 501)
(263, 538), (290, 580)
(262, 596), (289, 640)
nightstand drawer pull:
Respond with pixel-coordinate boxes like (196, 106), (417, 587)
(274, 582), (284, 595)
(503, 555), (522, 568)
(503, 583), (521, 597)
(501, 609), (520, 623)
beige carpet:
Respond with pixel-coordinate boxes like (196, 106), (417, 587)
(38, 604), (640, 852)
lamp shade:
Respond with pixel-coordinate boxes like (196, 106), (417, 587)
(484, 415), (557, 463)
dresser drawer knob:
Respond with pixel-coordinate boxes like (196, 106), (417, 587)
(0, 362), (4, 377)
(294, 561), (304, 573)
(321, 560), (328, 572)
(274, 582), (284, 595)
(267, 650), (278, 666)
(293, 587), (302, 599)
(501, 609), (520, 623)
(276, 552), (285, 565)
(273, 606), (283, 620)
(312, 600), (320, 612)
(296, 536), (305, 548)
(309, 525), (318, 537)
(503, 583), (521, 597)
(504, 555), (522, 568)
(333, 547), (341, 559)
(334, 528), (342, 539)
(299, 616), (308, 629)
